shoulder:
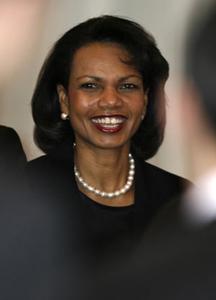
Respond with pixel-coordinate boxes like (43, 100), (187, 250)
(139, 159), (191, 190)
(27, 155), (66, 179)
(134, 156), (191, 211)
(133, 157), (192, 229)
(0, 125), (21, 144)
(0, 125), (24, 155)
(27, 155), (54, 170)
(27, 155), (73, 188)
(0, 125), (16, 135)
(26, 155), (80, 211)
(0, 125), (26, 167)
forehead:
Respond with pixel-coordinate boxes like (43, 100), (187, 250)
(70, 42), (139, 77)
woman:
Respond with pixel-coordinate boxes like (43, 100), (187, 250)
(27, 15), (188, 279)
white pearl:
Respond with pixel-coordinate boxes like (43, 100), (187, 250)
(129, 170), (135, 176)
(74, 153), (135, 199)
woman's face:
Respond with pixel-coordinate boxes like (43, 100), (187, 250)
(58, 42), (148, 150)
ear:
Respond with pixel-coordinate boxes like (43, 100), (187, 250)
(140, 92), (149, 121)
(144, 91), (148, 106)
(143, 90), (149, 113)
(57, 84), (69, 115)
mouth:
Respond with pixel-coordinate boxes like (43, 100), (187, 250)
(91, 115), (127, 133)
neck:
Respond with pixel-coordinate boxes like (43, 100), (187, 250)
(75, 145), (130, 189)
(74, 143), (134, 206)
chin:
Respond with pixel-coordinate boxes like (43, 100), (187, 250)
(90, 138), (130, 150)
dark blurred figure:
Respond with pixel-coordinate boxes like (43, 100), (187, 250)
(0, 1), (46, 298)
(0, 125), (26, 196)
(0, 125), (26, 167)
(0, 126), (31, 299)
(112, 2), (216, 299)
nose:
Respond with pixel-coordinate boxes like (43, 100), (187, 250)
(98, 87), (123, 109)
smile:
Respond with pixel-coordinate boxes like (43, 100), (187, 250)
(91, 116), (125, 124)
(91, 115), (126, 133)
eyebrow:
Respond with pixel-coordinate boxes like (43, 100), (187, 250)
(76, 75), (142, 81)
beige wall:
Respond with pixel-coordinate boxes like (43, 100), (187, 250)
(0, 0), (198, 179)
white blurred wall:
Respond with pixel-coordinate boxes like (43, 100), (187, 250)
(0, 0), (198, 179)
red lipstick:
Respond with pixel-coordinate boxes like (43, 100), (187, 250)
(91, 115), (126, 134)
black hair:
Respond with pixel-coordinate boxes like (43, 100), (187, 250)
(185, 3), (216, 132)
(32, 15), (169, 160)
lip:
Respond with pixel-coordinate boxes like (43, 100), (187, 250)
(91, 114), (127, 133)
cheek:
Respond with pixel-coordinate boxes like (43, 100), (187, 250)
(67, 92), (88, 115)
(131, 98), (146, 116)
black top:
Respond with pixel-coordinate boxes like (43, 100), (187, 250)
(0, 151), (189, 299)
(26, 152), (189, 262)
(112, 198), (216, 300)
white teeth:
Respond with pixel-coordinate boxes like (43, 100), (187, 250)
(92, 117), (124, 125)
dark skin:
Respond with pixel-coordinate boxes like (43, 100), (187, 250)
(58, 42), (148, 207)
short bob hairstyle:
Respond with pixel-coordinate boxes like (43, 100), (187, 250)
(32, 15), (169, 160)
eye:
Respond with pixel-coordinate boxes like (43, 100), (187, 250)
(119, 83), (139, 90)
(80, 82), (98, 89)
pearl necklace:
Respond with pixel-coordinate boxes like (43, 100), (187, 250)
(74, 153), (135, 198)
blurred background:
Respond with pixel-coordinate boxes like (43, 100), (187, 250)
(0, 0), (199, 180)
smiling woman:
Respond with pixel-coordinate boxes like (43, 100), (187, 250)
(26, 15), (190, 297)
(57, 42), (147, 153)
